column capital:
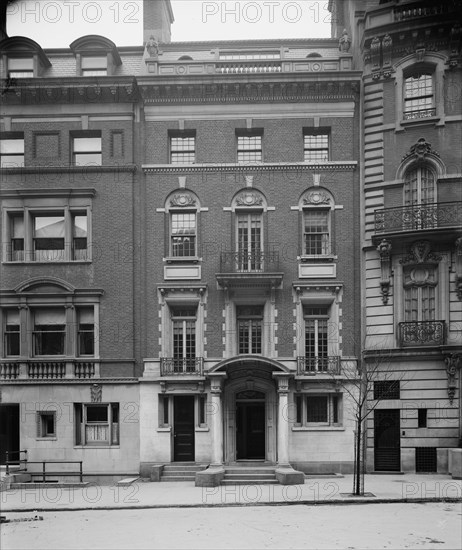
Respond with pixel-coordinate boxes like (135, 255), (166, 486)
(272, 372), (291, 393)
(207, 372), (227, 393)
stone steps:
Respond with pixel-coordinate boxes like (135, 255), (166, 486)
(222, 466), (278, 485)
(160, 463), (208, 482)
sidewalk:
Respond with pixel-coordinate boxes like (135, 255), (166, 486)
(1, 474), (461, 513)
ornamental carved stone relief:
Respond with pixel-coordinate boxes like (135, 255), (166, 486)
(235, 192), (264, 207)
(302, 190), (331, 206)
(402, 138), (440, 163)
(400, 241), (442, 265)
(91, 384), (102, 403)
(170, 193), (196, 208)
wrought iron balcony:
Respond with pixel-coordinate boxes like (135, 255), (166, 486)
(160, 357), (204, 376)
(398, 321), (446, 347)
(297, 356), (341, 375)
(374, 202), (462, 235)
(220, 250), (280, 273)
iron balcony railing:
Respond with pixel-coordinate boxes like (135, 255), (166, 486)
(160, 357), (204, 376)
(220, 250), (280, 273)
(297, 356), (341, 375)
(398, 321), (446, 347)
(374, 202), (462, 234)
(403, 108), (436, 120)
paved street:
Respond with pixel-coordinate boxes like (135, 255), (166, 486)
(2, 502), (461, 549)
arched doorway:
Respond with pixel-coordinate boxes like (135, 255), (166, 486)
(223, 375), (277, 464)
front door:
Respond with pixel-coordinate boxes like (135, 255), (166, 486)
(236, 393), (265, 460)
(173, 396), (195, 462)
(0, 404), (20, 464)
(374, 409), (400, 471)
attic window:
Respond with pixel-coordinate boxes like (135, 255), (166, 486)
(81, 55), (107, 76)
(8, 57), (34, 78)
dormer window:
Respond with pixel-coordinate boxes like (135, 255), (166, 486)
(8, 57), (33, 78)
(70, 35), (121, 77)
(81, 55), (107, 76)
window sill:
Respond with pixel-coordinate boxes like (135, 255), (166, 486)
(292, 426), (344, 431)
(299, 255), (337, 262)
(73, 445), (120, 449)
(36, 437), (57, 441)
(157, 427), (171, 432)
(165, 257), (200, 264)
(195, 427), (209, 432)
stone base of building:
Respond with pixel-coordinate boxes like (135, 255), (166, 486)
(195, 466), (225, 487)
(275, 466), (305, 485)
(448, 449), (462, 479)
(291, 461), (354, 475)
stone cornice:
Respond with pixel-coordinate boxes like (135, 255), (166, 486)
(0, 188), (96, 198)
(0, 165), (137, 175)
(143, 162), (357, 174)
(0, 378), (140, 385)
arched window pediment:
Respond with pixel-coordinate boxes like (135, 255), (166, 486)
(14, 277), (76, 294)
(232, 189), (267, 211)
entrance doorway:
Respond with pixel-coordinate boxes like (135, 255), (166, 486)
(374, 409), (400, 471)
(0, 404), (20, 464)
(173, 396), (195, 462)
(236, 391), (265, 460)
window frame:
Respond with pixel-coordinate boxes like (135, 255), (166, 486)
(294, 393), (342, 428)
(81, 55), (108, 76)
(4, 206), (91, 264)
(303, 131), (330, 162)
(7, 56), (34, 78)
(158, 394), (208, 429)
(237, 305), (263, 355)
(36, 411), (56, 439)
(236, 130), (263, 163)
(304, 305), (330, 364)
(169, 211), (197, 259)
(75, 403), (119, 446)
(169, 132), (196, 165)
(170, 305), (197, 370)
(71, 132), (102, 166)
(403, 72), (435, 121)
(302, 208), (331, 257)
(3, 309), (20, 357)
(0, 135), (25, 168)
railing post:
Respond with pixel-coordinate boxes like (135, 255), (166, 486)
(43, 461), (46, 483)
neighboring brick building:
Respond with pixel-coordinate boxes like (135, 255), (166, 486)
(0, 0), (460, 484)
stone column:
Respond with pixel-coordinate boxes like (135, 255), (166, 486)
(273, 373), (290, 466)
(208, 373), (227, 466)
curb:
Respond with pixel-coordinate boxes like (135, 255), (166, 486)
(2, 497), (462, 514)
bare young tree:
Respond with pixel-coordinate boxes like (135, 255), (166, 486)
(330, 348), (408, 496)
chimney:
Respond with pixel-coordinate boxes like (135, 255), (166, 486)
(143, 0), (174, 44)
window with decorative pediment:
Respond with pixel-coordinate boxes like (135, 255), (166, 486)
(165, 191), (200, 261)
(299, 188), (334, 259)
(70, 35), (121, 77)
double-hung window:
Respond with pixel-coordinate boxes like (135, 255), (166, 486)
(170, 133), (196, 164)
(0, 136), (25, 168)
(4, 310), (20, 356)
(171, 307), (197, 372)
(237, 306), (263, 355)
(81, 56), (107, 76)
(33, 308), (66, 356)
(171, 212), (196, 258)
(7, 57), (34, 78)
(75, 403), (119, 446)
(304, 132), (329, 162)
(77, 307), (95, 356)
(72, 134), (102, 166)
(404, 73), (435, 120)
(237, 131), (263, 163)
(303, 209), (330, 256)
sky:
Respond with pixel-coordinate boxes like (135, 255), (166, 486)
(7, 0), (332, 47)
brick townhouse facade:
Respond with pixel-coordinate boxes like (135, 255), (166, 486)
(0, 0), (460, 485)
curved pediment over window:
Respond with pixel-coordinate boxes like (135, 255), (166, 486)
(70, 35), (121, 75)
(14, 277), (76, 294)
(0, 36), (51, 66)
(232, 189), (267, 210)
(300, 187), (334, 207)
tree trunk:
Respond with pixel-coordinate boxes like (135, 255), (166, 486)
(355, 414), (362, 495)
